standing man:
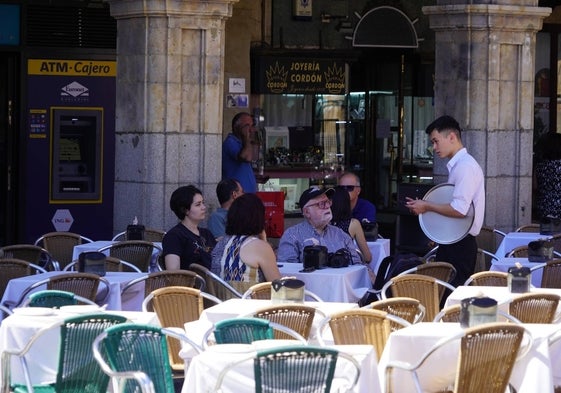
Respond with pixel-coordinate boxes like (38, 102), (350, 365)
(207, 179), (243, 239)
(338, 172), (376, 223)
(406, 115), (485, 286)
(222, 112), (258, 193)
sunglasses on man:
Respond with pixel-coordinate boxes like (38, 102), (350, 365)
(338, 185), (359, 192)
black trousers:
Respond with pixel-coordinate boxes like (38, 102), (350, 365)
(435, 234), (477, 287)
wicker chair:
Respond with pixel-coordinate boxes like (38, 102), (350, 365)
(317, 308), (410, 359)
(34, 232), (94, 271)
(397, 261), (456, 300)
(433, 304), (522, 324)
(381, 275), (456, 321)
(0, 244), (53, 270)
(384, 323), (530, 393)
(112, 228), (166, 242)
(13, 272), (110, 308)
(121, 270), (206, 299)
(476, 227), (506, 253)
(397, 261), (457, 284)
(475, 248), (500, 272)
(187, 263), (243, 301)
(464, 271), (508, 286)
(92, 323), (202, 393)
(2, 313), (127, 393)
(0, 258), (47, 301)
(506, 245), (529, 258)
(530, 259), (561, 288)
(63, 256), (142, 273)
(21, 289), (98, 308)
(214, 345), (360, 393)
(142, 286), (221, 373)
(249, 303), (317, 340)
(366, 297), (426, 326)
(515, 223), (540, 232)
(432, 304), (462, 323)
(509, 293), (560, 323)
(241, 281), (324, 302)
(97, 241), (161, 272)
(200, 317), (307, 348)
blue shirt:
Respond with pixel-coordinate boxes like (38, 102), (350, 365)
(352, 198), (376, 223)
(207, 208), (228, 239)
(276, 220), (362, 264)
(222, 133), (257, 193)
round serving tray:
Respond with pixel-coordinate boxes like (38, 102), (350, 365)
(418, 183), (474, 245)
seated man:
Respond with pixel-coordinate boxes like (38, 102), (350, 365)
(338, 172), (376, 223)
(276, 186), (362, 264)
(207, 179), (243, 239)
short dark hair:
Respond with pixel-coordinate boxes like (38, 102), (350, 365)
(225, 193), (265, 236)
(169, 185), (202, 220)
(216, 179), (239, 205)
(330, 187), (352, 223)
(425, 115), (462, 140)
(231, 112), (252, 132)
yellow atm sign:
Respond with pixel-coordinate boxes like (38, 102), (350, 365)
(28, 59), (116, 77)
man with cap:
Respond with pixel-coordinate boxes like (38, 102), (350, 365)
(276, 186), (362, 264)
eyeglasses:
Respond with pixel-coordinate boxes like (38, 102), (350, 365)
(305, 199), (332, 209)
(338, 185), (359, 192)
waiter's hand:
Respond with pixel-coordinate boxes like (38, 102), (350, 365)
(405, 197), (428, 215)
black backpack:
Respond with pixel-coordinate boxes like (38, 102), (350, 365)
(358, 253), (424, 307)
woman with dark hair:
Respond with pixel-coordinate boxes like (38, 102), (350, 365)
(162, 185), (216, 270)
(211, 193), (280, 292)
(330, 187), (372, 263)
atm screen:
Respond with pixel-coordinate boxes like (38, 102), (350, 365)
(59, 137), (82, 161)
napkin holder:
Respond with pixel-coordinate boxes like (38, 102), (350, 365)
(460, 296), (498, 328)
(527, 239), (553, 262)
(507, 266), (531, 293)
(303, 245), (328, 271)
(78, 251), (106, 276)
(126, 224), (145, 240)
(271, 277), (305, 304)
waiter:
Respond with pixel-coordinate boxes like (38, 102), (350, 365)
(405, 115), (485, 286)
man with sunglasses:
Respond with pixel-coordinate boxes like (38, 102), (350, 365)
(276, 186), (362, 264)
(338, 172), (376, 223)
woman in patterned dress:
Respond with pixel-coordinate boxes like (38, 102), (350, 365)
(211, 193), (281, 292)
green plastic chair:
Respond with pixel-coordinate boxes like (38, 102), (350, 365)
(22, 289), (97, 308)
(201, 317), (307, 348)
(1, 313), (127, 393)
(92, 323), (202, 393)
(215, 345), (360, 393)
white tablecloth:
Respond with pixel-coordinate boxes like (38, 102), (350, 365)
(495, 232), (551, 257)
(378, 322), (560, 393)
(444, 285), (561, 317)
(0, 271), (147, 311)
(278, 263), (370, 302)
(72, 240), (162, 271)
(490, 257), (544, 287)
(192, 298), (357, 347)
(367, 239), (391, 273)
(182, 343), (379, 393)
(0, 310), (159, 386)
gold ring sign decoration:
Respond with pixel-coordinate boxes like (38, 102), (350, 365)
(418, 183), (474, 245)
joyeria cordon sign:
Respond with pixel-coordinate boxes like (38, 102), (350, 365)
(256, 58), (346, 94)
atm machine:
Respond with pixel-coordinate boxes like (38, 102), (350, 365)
(24, 58), (116, 242)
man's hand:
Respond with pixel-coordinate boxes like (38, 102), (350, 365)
(405, 197), (427, 216)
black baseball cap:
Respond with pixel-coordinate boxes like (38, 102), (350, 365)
(299, 186), (335, 210)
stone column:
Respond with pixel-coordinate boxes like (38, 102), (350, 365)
(422, 1), (551, 232)
(106, 0), (238, 233)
